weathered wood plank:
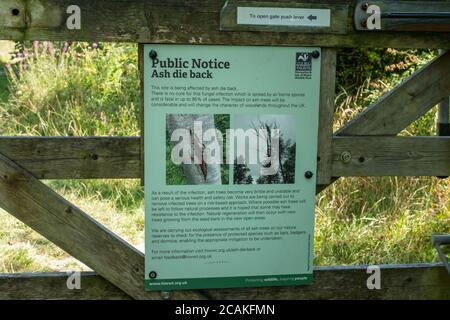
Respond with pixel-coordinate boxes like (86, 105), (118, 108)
(1, 136), (448, 179)
(335, 51), (450, 136)
(139, 45), (145, 186)
(317, 50), (450, 191)
(0, 264), (448, 300)
(318, 50), (450, 192)
(332, 136), (450, 176)
(317, 48), (337, 185)
(1, 0), (450, 48)
(0, 151), (206, 300)
(0, 272), (131, 300)
(0, 137), (140, 179)
(207, 263), (450, 300)
(336, 50), (450, 136)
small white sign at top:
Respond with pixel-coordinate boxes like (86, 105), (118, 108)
(237, 7), (331, 27)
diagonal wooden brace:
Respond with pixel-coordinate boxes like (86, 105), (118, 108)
(317, 50), (450, 193)
(0, 151), (206, 300)
(336, 50), (450, 136)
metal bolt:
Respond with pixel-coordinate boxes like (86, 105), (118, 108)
(149, 271), (157, 279)
(149, 50), (157, 60)
(341, 151), (352, 163)
(161, 291), (171, 300)
(304, 171), (314, 179)
(361, 2), (369, 11)
(361, 19), (368, 28)
(311, 50), (320, 59)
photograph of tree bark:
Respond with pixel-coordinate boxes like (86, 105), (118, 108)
(166, 114), (230, 185)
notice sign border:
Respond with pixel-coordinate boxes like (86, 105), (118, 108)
(144, 44), (321, 291)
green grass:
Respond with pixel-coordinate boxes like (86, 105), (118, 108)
(0, 44), (448, 273)
(0, 42), (140, 137)
(315, 177), (449, 265)
(0, 72), (8, 104)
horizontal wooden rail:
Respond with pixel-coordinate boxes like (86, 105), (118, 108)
(0, 0), (450, 48)
(0, 137), (140, 179)
(332, 136), (450, 177)
(0, 272), (131, 300)
(0, 263), (448, 299)
(1, 136), (449, 180)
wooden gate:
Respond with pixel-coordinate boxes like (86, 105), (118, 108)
(0, 0), (449, 299)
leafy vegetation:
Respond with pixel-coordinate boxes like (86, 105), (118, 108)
(0, 43), (448, 272)
(0, 42), (140, 137)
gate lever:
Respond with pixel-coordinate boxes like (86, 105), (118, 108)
(355, 1), (450, 31)
(381, 12), (450, 19)
(432, 234), (450, 276)
(438, 97), (450, 137)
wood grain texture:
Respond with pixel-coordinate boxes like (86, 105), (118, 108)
(317, 50), (450, 192)
(1, 136), (447, 179)
(332, 136), (450, 176)
(336, 50), (450, 136)
(207, 263), (450, 300)
(0, 272), (131, 300)
(139, 44), (145, 186)
(0, 136), (140, 179)
(0, 0), (450, 48)
(316, 48), (337, 185)
(0, 264), (448, 300)
(0, 151), (206, 300)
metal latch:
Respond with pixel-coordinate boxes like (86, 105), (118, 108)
(355, 1), (450, 31)
(432, 234), (450, 275)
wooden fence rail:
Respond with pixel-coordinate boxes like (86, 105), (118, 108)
(0, 136), (448, 180)
(1, 0), (450, 48)
(0, 264), (448, 300)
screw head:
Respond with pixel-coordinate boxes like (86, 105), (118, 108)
(161, 291), (171, 300)
(341, 151), (352, 163)
(304, 171), (314, 179)
(149, 271), (157, 279)
(361, 19), (368, 28)
(361, 2), (369, 11)
(149, 50), (157, 60)
(311, 50), (320, 59)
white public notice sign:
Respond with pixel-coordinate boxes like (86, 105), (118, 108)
(144, 44), (321, 291)
(237, 7), (331, 27)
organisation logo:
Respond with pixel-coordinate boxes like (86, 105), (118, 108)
(295, 52), (312, 80)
